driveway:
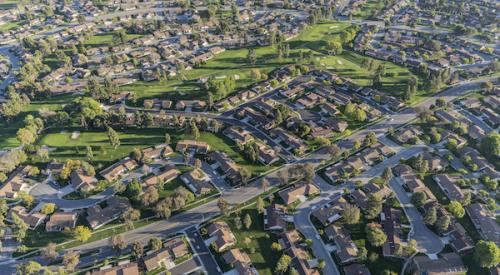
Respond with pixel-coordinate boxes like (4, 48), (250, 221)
(389, 178), (444, 255)
(185, 226), (222, 275)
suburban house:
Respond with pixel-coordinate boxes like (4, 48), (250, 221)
(180, 169), (214, 196)
(45, 212), (78, 232)
(142, 237), (188, 271)
(467, 203), (500, 245)
(311, 196), (347, 225)
(90, 262), (140, 275)
(325, 225), (359, 265)
(207, 221), (237, 252)
(86, 197), (131, 229)
(223, 127), (254, 145)
(278, 183), (320, 205)
(256, 144), (280, 165)
(287, 245), (321, 275)
(141, 144), (173, 160)
(343, 264), (371, 275)
(0, 166), (31, 198)
(7, 206), (47, 229)
(99, 157), (138, 182)
(70, 170), (98, 191)
(381, 206), (403, 258)
(264, 204), (291, 231)
(411, 253), (466, 275)
(448, 222), (474, 253)
(209, 151), (242, 185)
(143, 164), (180, 188)
(433, 174), (465, 201)
(175, 140), (210, 154)
(223, 249), (258, 275)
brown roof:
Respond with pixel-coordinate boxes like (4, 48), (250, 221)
(207, 221), (236, 251)
(467, 203), (500, 245)
(91, 262), (140, 275)
(223, 248), (252, 265)
(143, 248), (170, 271)
(8, 206), (46, 229)
(264, 204), (288, 231)
(46, 212), (78, 232)
(86, 197), (131, 229)
(175, 140), (210, 153)
(278, 183), (320, 205)
(99, 158), (138, 182)
(413, 253), (466, 275)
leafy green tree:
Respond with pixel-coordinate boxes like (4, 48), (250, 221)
(126, 179), (142, 201)
(365, 223), (387, 247)
(480, 132), (500, 159)
(365, 194), (382, 219)
(342, 203), (360, 224)
(474, 240), (500, 268)
(243, 213), (252, 229)
(436, 215), (451, 234)
(411, 192), (427, 207)
(275, 254), (292, 274)
(448, 200), (465, 218)
(73, 226), (91, 242)
(16, 261), (42, 275)
(424, 206), (437, 225)
(63, 251), (80, 272)
(11, 213), (28, 242)
(149, 237), (163, 251)
(107, 126), (120, 149)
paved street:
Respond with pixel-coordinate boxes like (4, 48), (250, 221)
(185, 226), (222, 275)
(390, 177), (444, 255)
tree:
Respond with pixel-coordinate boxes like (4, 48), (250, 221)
(364, 132), (378, 147)
(342, 203), (360, 224)
(365, 194), (382, 219)
(243, 213), (252, 229)
(110, 234), (126, 251)
(164, 133), (171, 144)
(480, 132), (500, 160)
(271, 242), (282, 251)
(16, 128), (37, 145)
(247, 48), (257, 65)
(122, 207), (141, 229)
(365, 223), (387, 247)
(126, 179), (142, 201)
(481, 81), (494, 93)
(16, 261), (42, 275)
(132, 241), (144, 259)
(150, 237), (163, 251)
(275, 254), (292, 274)
(411, 192), (427, 207)
(113, 29), (128, 44)
(448, 200), (465, 218)
(73, 226), (92, 242)
(86, 145), (94, 161)
(424, 206), (437, 225)
(41, 242), (57, 262)
(436, 215), (451, 234)
(381, 167), (393, 183)
(107, 126), (120, 149)
(11, 213), (28, 242)
(155, 199), (172, 219)
(218, 198), (229, 215)
(63, 251), (80, 272)
(256, 197), (265, 214)
(473, 240), (500, 268)
(40, 203), (56, 215)
(141, 186), (159, 206)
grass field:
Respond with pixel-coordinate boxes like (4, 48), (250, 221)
(37, 128), (270, 175)
(0, 20), (25, 32)
(84, 32), (144, 47)
(223, 206), (281, 275)
(351, 0), (384, 19)
(121, 21), (416, 104)
(0, 94), (77, 149)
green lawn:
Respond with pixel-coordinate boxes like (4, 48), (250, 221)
(0, 20), (25, 31)
(84, 32), (144, 47)
(224, 207), (281, 275)
(351, 0), (384, 19)
(37, 128), (270, 175)
(0, 93), (77, 150)
(121, 21), (416, 104)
